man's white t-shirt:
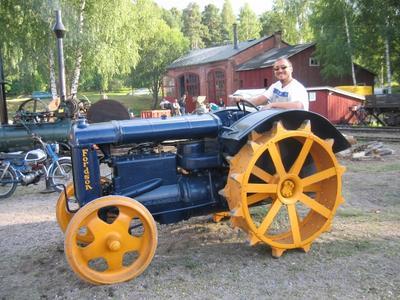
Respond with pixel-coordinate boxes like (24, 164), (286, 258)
(263, 79), (309, 111)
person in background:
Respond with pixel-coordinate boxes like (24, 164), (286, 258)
(229, 57), (309, 111)
(218, 97), (225, 108)
(193, 96), (208, 114)
(172, 99), (181, 116)
(160, 98), (170, 110)
(178, 94), (186, 115)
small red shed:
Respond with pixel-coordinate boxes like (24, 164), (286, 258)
(307, 87), (365, 124)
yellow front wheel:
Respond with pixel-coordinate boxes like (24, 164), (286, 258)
(64, 196), (158, 284)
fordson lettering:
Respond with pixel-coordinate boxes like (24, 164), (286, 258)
(81, 149), (92, 190)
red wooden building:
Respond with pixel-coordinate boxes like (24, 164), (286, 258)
(164, 33), (289, 112)
(164, 32), (375, 117)
(307, 87), (365, 124)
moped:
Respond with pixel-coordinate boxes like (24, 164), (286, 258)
(0, 133), (72, 199)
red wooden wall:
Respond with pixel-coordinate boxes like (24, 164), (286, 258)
(308, 89), (363, 124)
(238, 45), (375, 90)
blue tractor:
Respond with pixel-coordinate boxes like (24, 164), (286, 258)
(57, 102), (349, 284)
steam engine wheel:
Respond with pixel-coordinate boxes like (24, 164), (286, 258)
(224, 121), (345, 257)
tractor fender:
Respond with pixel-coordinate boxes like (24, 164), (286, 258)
(220, 109), (350, 156)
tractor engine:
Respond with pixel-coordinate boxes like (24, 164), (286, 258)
(111, 139), (227, 224)
(69, 114), (232, 224)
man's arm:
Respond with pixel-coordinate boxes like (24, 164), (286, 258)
(262, 101), (304, 110)
(229, 93), (269, 106)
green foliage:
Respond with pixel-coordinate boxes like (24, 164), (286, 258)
(131, 17), (189, 108)
(201, 4), (223, 47)
(3, 0), (398, 96)
(0, 0), (55, 94)
(161, 7), (183, 30)
(259, 11), (283, 37)
(267, 0), (314, 44)
(311, 0), (400, 84)
(182, 3), (206, 49)
(220, 0), (235, 43)
(355, 0), (400, 83)
(310, 0), (354, 79)
(237, 3), (261, 41)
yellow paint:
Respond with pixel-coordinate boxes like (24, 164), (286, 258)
(81, 149), (92, 191)
(224, 120), (345, 256)
(64, 196), (158, 284)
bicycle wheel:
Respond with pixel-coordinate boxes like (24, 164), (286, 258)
(49, 158), (73, 192)
(0, 166), (18, 199)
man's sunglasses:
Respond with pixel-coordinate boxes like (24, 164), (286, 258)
(273, 65), (289, 71)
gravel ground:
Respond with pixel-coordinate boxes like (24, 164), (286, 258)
(0, 143), (399, 299)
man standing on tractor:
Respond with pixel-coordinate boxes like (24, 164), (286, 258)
(230, 57), (309, 111)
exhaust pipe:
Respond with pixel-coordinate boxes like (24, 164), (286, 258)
(53, 10), (67, 102)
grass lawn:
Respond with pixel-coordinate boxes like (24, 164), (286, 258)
(82, 90), (154, 116)
(6, 89), (155, 119)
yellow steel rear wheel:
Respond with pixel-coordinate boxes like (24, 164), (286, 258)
(64, 196), (158, 284)
(224, 121), (345, 257)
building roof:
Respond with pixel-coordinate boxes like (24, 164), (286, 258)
(168, 35), (275, 69)
(307, 86), (366, 101)
(236, 43), (315, 71)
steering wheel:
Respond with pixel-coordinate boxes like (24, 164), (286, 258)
(14, 98), (50, 124)
(17, 98), (49, 113)
(236, 98), (259, 112)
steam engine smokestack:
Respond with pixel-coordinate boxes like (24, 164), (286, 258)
(233, 23), (239, 50)
(53, 10), (67, 102)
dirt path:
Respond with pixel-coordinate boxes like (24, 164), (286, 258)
(1, 143), (399, 299)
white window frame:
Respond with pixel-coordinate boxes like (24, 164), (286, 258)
(308, 91), (316, 102)
(309, 57), (320, 67)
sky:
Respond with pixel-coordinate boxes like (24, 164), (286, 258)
(153, 0), (273, 16)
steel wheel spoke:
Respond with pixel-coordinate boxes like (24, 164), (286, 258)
(247, 193), (270, 205)
(287, 204), (301, 245)
(257, 200), (282, 235)
(124, 236), (142, 252)
(251, 165), (273, 183)
(80, 242), (104, 260)
(112, 207), (134, 231)
(301, 167), (336, 187)
(269, 143), (286, 177)
(105, 253), (124, 271)
(246, 183), (277, 194)
(289, 138), (313, 175)
(303, 183), (322, 192)
(86, 215), (110, 237)
(299, 193), (331, 219)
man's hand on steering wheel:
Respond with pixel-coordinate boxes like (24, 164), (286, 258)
(236, 98), (260, 112)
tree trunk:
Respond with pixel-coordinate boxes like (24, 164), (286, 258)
(151, 77), (161, 110)
(48, 48), (58, 100)
(70, 49), (82, 95)
(384, 35), (392, 94)
(70, 0), (86, 96)
(344, 12), (357, 86)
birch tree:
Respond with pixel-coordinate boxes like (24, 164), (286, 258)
(132, 20), (188, 108)
(221, 0), (235, 43)
(310, 0), (357, 80)
(182, 3), (205, 49)
(237, 3), (261, 41)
